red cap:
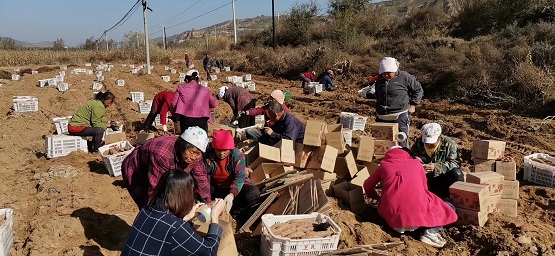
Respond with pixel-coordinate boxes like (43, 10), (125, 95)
(212, 129), (235, 150)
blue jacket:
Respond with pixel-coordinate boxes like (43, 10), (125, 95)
(259, 112), (305, 146)
(319, 74), (335, 89)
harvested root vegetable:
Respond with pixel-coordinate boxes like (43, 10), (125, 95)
(270, 218), (334, 239)
(105, 145), (131, 155)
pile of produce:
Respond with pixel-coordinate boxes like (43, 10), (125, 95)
(104, 145), (132, 155)
(269, 218), (335, 239)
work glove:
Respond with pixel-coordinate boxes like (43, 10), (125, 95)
(236, 110), (246, 118)
(162, 125), (168, 132)
(223, 194), (234, 213)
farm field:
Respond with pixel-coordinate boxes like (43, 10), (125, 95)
(1, 57), (555, 256)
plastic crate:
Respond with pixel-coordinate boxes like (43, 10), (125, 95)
(31, 70), (38, 74)
(200, 81), (209, 87)
(0, 208), (13, 256)
(214, 67), (220, 73)
(95, 71), (102, 76)
(307, 84), (323, 94)
(162, 76), (171, 82)
(59, 71), (66, 77)
(235, 82), (245, 88)
(164, 66), (169, 71)
(154, 113), (170, 126)
(92, 82), (103, 90)
(116, 79), (125, 86)
(260, 213), (341, 256)
(85, 63), (92, 67)
(131, 69), (139, 74)
(38, 79), (48, 87)
(53, 116), (72, 134)
(210, 75), (217, 81)
(48, 78), (58, 86)
(138, 100), (153, 114)
(246, 82), (256, 92)
(224, 67), (231, 72)
(56, 75), (64, 82)
(86, 70), (94, 75)
(179, 77), (186, 83)
(60, 65), (67, 70)
(243, 74), (252, 81)
(130, 92), (145, 103)
(98, 141), (134, 177)
(57, 83), (69, 92)
(179, 72), (186, 78)
(170, 69), (177, 74)
(342, 129), (353, 147)
(13, 96), (39, 112)
(45, 135), (88, 158)
(11, 74), (20, 81)
(524, 153), (555, 188)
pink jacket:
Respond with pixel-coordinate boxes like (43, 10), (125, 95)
(171, 81), (217, 123)
(364, 148), (457, 229)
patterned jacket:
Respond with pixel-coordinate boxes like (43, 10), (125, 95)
(205, 148), (253, 197)
(172, 81), (217, 123)
(411, 135), (461, 177)
(222, 86), (255, 115)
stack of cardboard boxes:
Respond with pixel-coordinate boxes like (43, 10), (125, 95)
(450, 140), (519, 226)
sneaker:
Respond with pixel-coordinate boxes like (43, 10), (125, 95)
(420, 230), (446, 248)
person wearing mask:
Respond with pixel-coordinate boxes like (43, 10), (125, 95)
(374, 57), (424, 147)
(68, 92), (116, 153)
(363, 147), (457, 248)
(299, 70), (316, 88)
(205, 130), (260, 222)
(172, 69), (218, 132)
(217, 86), (256, 128)
(203, 54), (212, 79)
(258, 101), (305, 146)
(122, 127), (211, 208)
(411, 123), (464, 199)
(237, 90), (290, 141)
(122, 170), (227, 256)
(319, 70), (336, 91)
(142, 91), (175, 133)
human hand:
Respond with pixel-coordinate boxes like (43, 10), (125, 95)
(162, 125), (168, 132)
(424, 163), (435, 172)
(183, 202), (205, 221)
(264, 127), (274, 136)
(223, 194), (234, 213)
(409, 105), (416, 114)
(237, 110), (246, 118)
(210, 198), (226, 224)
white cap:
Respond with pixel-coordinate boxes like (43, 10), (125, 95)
(186, 69), (199, 76)
(379, 57), (399, 74)
(421, 123), (442, 144)
(217, 86), (228, 99)
(180, 126), (209, 153)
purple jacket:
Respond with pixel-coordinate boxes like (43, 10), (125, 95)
(172, 81), (218, 123)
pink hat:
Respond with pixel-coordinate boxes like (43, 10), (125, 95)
(270, 90), (285, 104)
(212, 129), (235, 150)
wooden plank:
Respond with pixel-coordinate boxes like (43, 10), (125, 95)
(260, 174), (314, 197)
(239, 192), (279, 232)
(255, 169), (298, 186)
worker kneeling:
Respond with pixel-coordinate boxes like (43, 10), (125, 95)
(205, 129), (260, 222)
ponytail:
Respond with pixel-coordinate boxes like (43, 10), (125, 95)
(95, 91), (115, 102)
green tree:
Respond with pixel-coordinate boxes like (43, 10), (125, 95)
(82, 37), (97, 50)
(0, 38), (18, 50)
(276, 2), (319, 46)
(121, 31), (145, 49)
(53, 38), (65, 50)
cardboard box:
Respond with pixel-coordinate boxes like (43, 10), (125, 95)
(474, 159), (496, 173)
(487, 195), (501, 213)
(196, 220), (238, 256)
(251, 163), (292, 184)
(466, 171), (505, 196)
(374, 140), (397, 155)
(374, 155), (385, 162)
(456, 208), (488, 227)
(326, 131), (346, 154)
(306, 145), (339, 172)
(334, 151), (359, 179)
(275, 139), (295, 165)
(495, 161), (517, 181)
(327, 124), (342, 133)
(333, 181), (366, 214)
(370, 122), (399, 141)
(294, 143), (313, 168)
(135, 132), (154, 145)
(350, 165), (370, 189)
(304, 120), (327, 147)
(247, 144), (281, 170)
(306, 169), (336, 182)
(357, 136), (375, 162)
(449, 181), (489, 212)
(104, 132), (126, 145)
(471, 140), (506, 160)
(359, 161), (380, 176)
(496, 199), (517, 217)
(501, 180), (519, 199)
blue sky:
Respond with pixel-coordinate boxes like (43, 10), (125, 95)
(0, 0), (384, 46)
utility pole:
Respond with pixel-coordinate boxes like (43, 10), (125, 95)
(105, 32), (109, 50)
(142, 0), (151, 74)
(272, 0), (276, 50)
(136, 30), (139, 48)
(232, 0), (237, 46)
(162, 26), (167, 50)
(206, 35), (209, 52)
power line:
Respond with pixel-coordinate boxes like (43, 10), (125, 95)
(96, 0), (141, 42)
(150, 1), (232, 36)
(157, 0), (203, 27)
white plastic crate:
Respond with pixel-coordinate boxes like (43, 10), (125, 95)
(57, 83), (69, 92)
(96, 75), (104, 82)
(226, 76), (233, 83)
(342, 129), (353, 147)
(255, 115), (265, 123)
(138, 100), (153, 114)
(116, 79), (125, 86)
(85, 63), (92, 67)
(214, 67), (220, 73)
(31, 70), (38, 74)
(48, 78), (58, 86)
(59, 71), (66, 77)
(164, 66), (169, 71)
(38, 79), (48, 87)
(210, 75), (217, 81)
(86, 70), (94, 75)
(56, 75), (64, 82)
(200, 81), (209, 87)
(104, 125), (124, 137)
(524, 153), (555, 188)
(235, 82), (245, 88)
(53, 116), (72, 134)
(307, 84), (323, 94)
(95, 71), (102, 76)
(60, 65), (67, 70)
(13, 96), (39, 112)
(0, 208), (14, 256)
(179, 77), (186, 83)
(98, 141), (134, 177)
(162, 76), (171, 82)
(154, 113), (170, 126)
(260, 213), (341, 256)
(105, 67), (112, 72)
(224, 66), (231, 72)
(131, 68), (139, 74)
(129, 64), (135, 68)
(340, 112), (357, 129)
(179, 72), (186, 78)
(130, 92), (145, 103)
(246, 82), (256, 92)
(92, 82), (103, 90)
(11, 74), (20, 81)
(351, 115), (368, 131)
(45, 135), (88, 158)
(243, 74), (252, 81)
(170, 69), (177, 74)
(339, 112), (367, 131)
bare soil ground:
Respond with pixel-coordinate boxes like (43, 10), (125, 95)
(1, 59), (555, 256)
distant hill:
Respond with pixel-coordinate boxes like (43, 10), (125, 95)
(0, 36), (53, 48)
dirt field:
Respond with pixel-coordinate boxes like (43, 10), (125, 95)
(1, 59), (555, 256)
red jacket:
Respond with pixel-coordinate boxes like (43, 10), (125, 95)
(301, 72), (316, 82)
(153, 91), (175, 125)
(364, 148), (457, 229)
(247, 103), (290, 127)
